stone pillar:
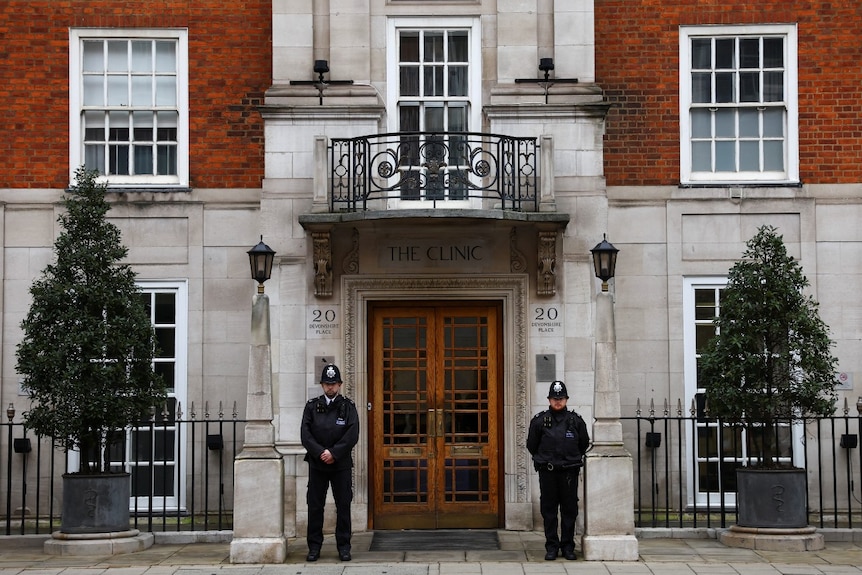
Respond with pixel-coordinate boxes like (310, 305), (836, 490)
(230, 293), (287, 563)
(582, 291), (638, 561)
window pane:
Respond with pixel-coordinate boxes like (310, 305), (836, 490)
(84, 111), (105, 140)
(424, 32), (443, 63)
(715, 38), (734, 68)
(155, 41), (176, 72)
(738, 109), (759, 138)
(448, 31), (468, 62)
(692, 142), (711, 171)
(109, 111), (130, 140)
(449, 66), (467, 97)
(739, 38), (760, 68)
(425, 105), (444, 131)
(85, 145), (105, 173)
(715, 109), (735, 138)
(763, 108), (784, 137)
(157, 146), (177, 175)
(110, 144), (129, 175)
(763, 71), (783, 101)
(691, 73), (712, 103)
(739, 72), (759, 102)
(131, 41), (151, 72)
(695, 324), (717, 353)
(157, 111), (178, 141)
(133, 111), (153, 141)
(83, 41), (104, 72)
(715, 72), (734, 103)
(135, 145), (153, 175)
(764, 141), (783, 171)
(448, 105), (467, 131)
(763, 37), (784, 68)
(400, 67), (419, 96)
(424, 66), (443, 97)
(107, 75), (128, 106)
(400, 32), (419, 62)
(400, 106), (419, 132)
(83, 75), (104, 106)
(715, 141), (735, 171)
(691, 109), (711, 138)
(107, 40), (128, 72)
(155, 76), (176, 106)
(691, 38), (711, 69)
(739, 141), (759, 171)
(131, 76), (152, 106)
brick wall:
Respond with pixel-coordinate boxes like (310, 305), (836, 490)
(595, 1), (862, 186)
(0, 1), (271, 189)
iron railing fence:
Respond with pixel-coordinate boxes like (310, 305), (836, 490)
(0, 402), (244, 535)
(328, 131), (540, 212)
(625, 398), (862, 530)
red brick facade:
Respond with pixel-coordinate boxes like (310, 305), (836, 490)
(595, 1), (862, 187)
(0, 1), (270, 189)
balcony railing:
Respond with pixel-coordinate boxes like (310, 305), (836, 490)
(329, 131), (539, 212)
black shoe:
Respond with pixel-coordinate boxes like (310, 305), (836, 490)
(339, 550), (352, 561)
(563, 548), (577, 560)
(306, 549), (320, 562)
(544, 549), (558, 561)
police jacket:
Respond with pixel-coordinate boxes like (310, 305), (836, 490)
(301, 394), (359, 471)
(526, 408), (590, 469)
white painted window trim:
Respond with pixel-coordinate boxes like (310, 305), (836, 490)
(679, 24), (799, 185)
(69, 28), (190, 188)
(385, 17), (482, 210)
(132, 280), (188, 511)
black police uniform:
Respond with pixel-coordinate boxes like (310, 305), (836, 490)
(526, 381), (590, 560)
(300, 364), (359, 560)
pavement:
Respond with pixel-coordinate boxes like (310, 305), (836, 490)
(1, 531), (862, 575)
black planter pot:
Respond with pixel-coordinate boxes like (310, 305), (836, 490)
(61, 473), (131, 534)
(736, 468), (808, 528)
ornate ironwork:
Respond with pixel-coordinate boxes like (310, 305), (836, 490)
(329, 131), (539, 211)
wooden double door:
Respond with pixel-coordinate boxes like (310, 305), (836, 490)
(369, 302), (502, 529)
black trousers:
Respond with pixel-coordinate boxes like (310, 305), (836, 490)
(306, 465), (353, 552)
(538, 468), (580, 553)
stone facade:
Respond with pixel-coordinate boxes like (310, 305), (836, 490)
(3, 0), (860, 553)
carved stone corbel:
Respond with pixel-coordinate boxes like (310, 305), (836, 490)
(537, 230), (557, 296)
(312, 231), (333, 297)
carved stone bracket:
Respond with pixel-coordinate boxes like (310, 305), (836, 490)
(537, 230), (557, 296)
(312, 231), (333, 297)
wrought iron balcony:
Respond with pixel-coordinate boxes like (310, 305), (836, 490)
(328, 132), (539, 212)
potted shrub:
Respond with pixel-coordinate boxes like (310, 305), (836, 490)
(15, 168), (166, 534)
(699, 225), (838, 529)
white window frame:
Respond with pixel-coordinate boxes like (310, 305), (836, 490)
(683, 277), (803, 509)
(129, 280), (188, 511)
(69, 28), (189, 188)
(679, 24), (798, 185)
(386, 17), (482, 209)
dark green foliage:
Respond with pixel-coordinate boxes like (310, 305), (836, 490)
(700, 226), (837, 467)
(16, 168), (166, 473)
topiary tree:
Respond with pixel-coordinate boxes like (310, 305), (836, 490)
(16, 167), (166, 474)
(700, 225), (838, 468)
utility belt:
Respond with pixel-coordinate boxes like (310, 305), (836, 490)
(536, 462), (580, 472)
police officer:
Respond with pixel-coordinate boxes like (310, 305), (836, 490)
(527, 380), (590, 561)
(300, 363), (359, 562)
